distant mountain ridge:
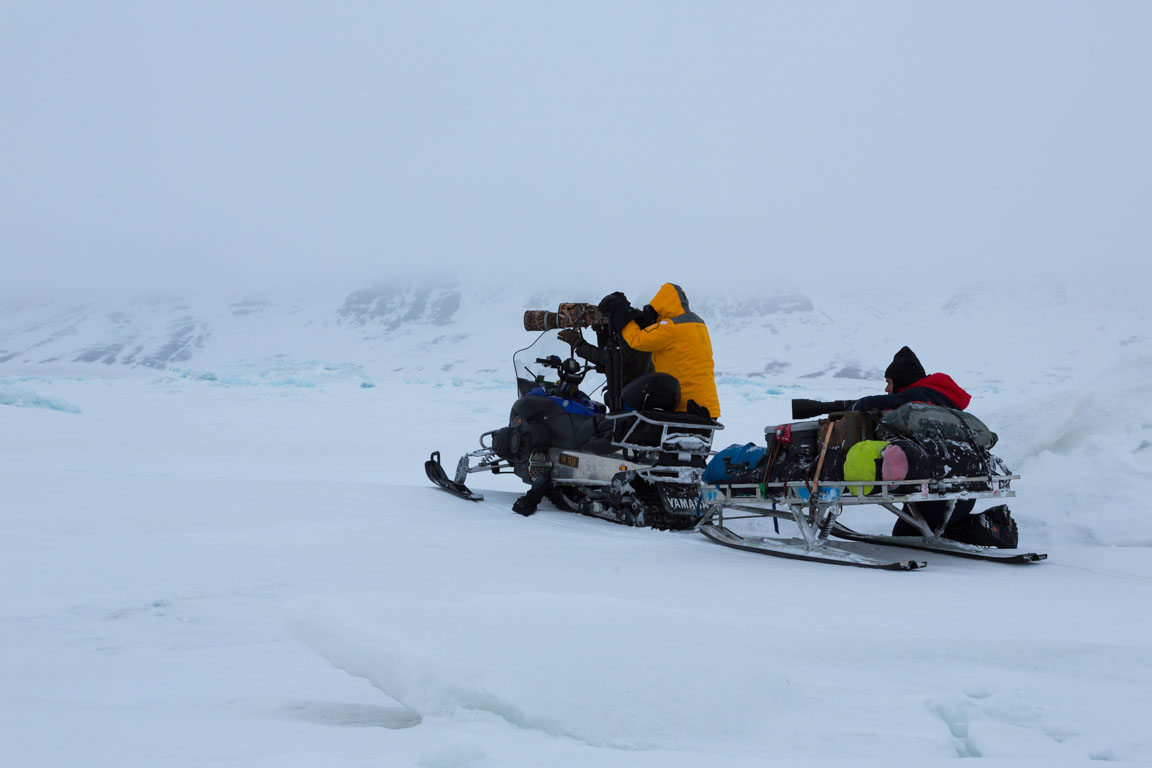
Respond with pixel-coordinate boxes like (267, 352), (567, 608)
(0, 283), (816, 373)
(0, 280), (1145, 393)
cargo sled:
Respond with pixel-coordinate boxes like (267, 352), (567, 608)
(697, 404), (1046, 570)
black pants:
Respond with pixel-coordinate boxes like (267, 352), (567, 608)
(893, 498), (976, 537)
(621, 372), (680, 412)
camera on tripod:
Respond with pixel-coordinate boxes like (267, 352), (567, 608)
(523, 302), (609, 332)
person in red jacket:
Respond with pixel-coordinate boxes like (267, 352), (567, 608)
(850, 347), (1016, 546)
(850, 346), (971, 412)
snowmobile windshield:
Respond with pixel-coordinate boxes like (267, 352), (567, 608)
(513, 330), (606, 400)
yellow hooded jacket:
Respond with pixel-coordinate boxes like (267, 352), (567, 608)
(621, 283), (721, 418)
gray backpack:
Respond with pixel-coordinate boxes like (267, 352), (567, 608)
(875, 402), (998, 450)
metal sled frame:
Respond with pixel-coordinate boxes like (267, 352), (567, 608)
(604, 411), (724, 457)
(698, 473), (1045, 569)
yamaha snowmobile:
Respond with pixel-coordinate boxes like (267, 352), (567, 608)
(426, 310), (724, 530)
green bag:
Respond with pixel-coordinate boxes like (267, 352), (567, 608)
(843, 440), (890, 496)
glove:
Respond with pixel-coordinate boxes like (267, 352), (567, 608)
(557, 329), (582, 346)
(636, 304), (658, 329)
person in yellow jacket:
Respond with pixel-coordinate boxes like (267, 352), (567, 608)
(597, 283), (721, 419)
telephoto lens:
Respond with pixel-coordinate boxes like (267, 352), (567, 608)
(556, 302), (606, 329)
(523, 310), (562, 331)
(791, 399), (856, 419)
(524, 303), (609, 332)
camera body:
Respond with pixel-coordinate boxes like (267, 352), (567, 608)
(523, 302), (608, 332)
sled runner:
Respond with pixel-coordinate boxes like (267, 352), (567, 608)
(697, 475), (1044, 569)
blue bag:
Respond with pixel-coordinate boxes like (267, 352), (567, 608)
(703, 443), (768, 484)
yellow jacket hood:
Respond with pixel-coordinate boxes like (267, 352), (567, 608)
(649, 283), (690, 320)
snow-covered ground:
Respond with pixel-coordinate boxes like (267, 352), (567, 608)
(2, 280), (1151, 766)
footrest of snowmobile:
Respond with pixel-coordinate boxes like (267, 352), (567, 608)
(426, 451), (484, 501)
(699, 524), (926, 571)
(829, 522), (1047, 564)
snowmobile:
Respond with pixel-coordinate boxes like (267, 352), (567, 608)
(696, 401), (1046, 570)
(425, 303), (724, 530)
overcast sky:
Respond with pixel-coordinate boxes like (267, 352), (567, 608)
(1, 1), (1149, 299)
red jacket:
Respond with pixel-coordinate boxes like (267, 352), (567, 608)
(852, 372), (971, 412)
(902, 373), (971, 410)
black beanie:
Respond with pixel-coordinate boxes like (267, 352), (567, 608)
(884, 346), (926, 391)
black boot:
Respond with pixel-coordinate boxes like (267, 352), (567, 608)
(955, 504), (1018, 548)
(512, 494), (539, 516)
(512, 472), (551, 517)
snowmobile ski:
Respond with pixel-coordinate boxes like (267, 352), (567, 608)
(425, 451), (484, 501)
(699, 523), (926, 571)
(828, 521), (1047, 564)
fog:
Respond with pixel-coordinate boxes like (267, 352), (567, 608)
(1, 1), (1149, 300)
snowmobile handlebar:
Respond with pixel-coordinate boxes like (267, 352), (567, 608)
(523, 302), (609, 332)
(532, 354), (589, 384)
(536, 355), (588, 376)
(791, 398), (857, 420)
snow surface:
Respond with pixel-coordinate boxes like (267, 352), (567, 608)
(2, 281), (1151, 766)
